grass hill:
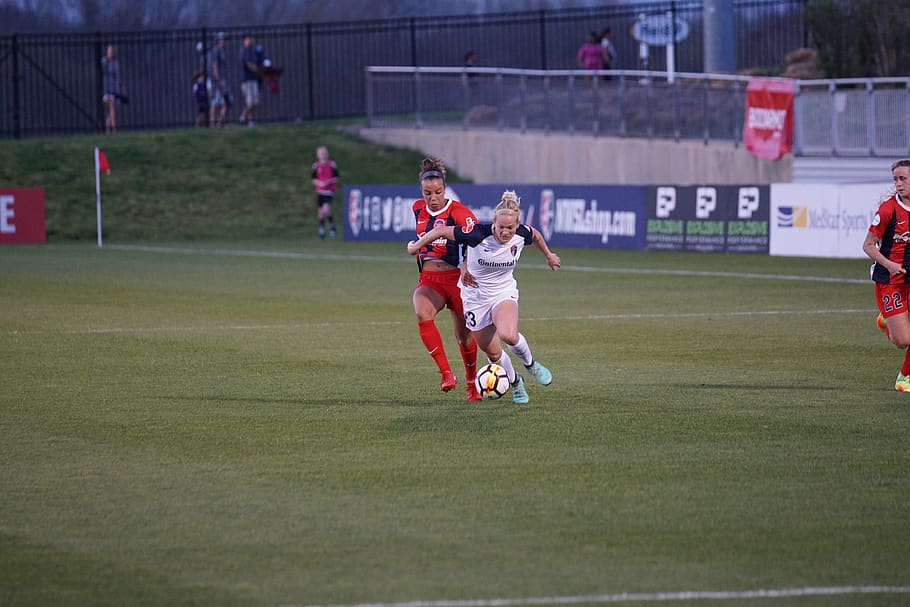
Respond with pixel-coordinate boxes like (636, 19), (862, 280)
(0, 122), (465, 241)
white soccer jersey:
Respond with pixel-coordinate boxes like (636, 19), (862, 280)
(454, 222), (534, 301)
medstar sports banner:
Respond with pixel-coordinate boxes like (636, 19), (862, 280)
(769, 183), (885, 258)
(343, 184), (646, 249)
(645, 185), (770, 253)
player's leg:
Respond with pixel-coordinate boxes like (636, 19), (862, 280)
(492, 298), (552, 386)
(875, 283), (910, 391)
(414, 283), (456, 391)
(474, 316), (526, 404)
(448, 287), (478, 391)
(317, 200), (328, 239)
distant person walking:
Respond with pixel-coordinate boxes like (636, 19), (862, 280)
(100, 45), (122, 133)
(208, 32), (229, 127)
(239, 34), (261, 126)
(311, 146), (338, 239)
(576, 31), (603, 79)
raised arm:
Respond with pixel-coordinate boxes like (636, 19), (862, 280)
(529, 226), (561, 271)
(407, 225), (457, 255)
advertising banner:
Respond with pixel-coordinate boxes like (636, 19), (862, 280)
(743, 78), (795, 161)
(770, 182), (888, 258)
(645, 185), (769, 253)
(0, 188), (46, 244)
(343, 184), (646, 250)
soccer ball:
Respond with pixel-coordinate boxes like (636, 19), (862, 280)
(475, 363), (510, 400)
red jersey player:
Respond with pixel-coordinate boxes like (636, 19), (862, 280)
(411, 157), (482, 402)
(863, 158), (910, 391)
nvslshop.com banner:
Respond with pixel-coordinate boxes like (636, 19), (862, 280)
(645, 185), (770, 253)
(343, 184), (646, 250)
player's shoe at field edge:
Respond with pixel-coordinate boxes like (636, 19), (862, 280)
(525, 359), (552, 385)
(465, 380), (483, 402)
(876, 313), (888, 332)
(895, 373), (910, 392)
(440, 370), (458, 392)
(511, 374), (529, 404)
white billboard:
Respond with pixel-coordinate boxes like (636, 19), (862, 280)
(770, 183), (892, 258)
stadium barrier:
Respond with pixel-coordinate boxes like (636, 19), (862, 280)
(365, 67), (910, 157)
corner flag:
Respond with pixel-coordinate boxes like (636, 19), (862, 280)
(94, 147), (110, 247)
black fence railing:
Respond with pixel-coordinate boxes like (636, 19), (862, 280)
(0, 0), (808, 138)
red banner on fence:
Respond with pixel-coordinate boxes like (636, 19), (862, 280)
(0, 188), (46, 244)
(743, 78), (795, 161)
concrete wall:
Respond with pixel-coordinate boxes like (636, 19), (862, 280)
(354, 127), (793, 185)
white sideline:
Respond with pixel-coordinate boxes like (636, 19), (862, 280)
(284, 585), (910, 607)
(4, 308), (871, 336)
(102, 244), (870, 284)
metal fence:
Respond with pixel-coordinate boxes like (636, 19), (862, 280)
(0, 0), (808, 138)
(365, 65), (910, 158)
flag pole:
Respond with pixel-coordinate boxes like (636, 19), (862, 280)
(94, 147), (103, 248)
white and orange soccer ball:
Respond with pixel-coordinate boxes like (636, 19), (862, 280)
(475, 363), (510, 400)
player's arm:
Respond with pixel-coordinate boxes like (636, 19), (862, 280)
(528, 226), (561, 271)
(863, 230), (905, 276)
(406, 226), (457, 255)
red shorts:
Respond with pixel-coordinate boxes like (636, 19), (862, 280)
(416, 268), (464, 316)
(874, 282), (910, 318)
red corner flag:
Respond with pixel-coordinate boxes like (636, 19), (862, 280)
(96, 148), (111, 174)
(94, 147), (110, 247)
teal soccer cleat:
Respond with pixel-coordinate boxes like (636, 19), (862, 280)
(511, 374), (529, 404)
(525, 360), (552, 385)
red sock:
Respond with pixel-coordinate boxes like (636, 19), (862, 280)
(418, 320), (450, 374)
(459, 339), (478, 381)
(900, 348), (910, 377)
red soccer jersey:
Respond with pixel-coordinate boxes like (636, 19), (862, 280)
(412, 198), (478, 268)
(312, 160), (338, 196)
(869, 194), (910, 285)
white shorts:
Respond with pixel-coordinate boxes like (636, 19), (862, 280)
(461, 287), (519, 331)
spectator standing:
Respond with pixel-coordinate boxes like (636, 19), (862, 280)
(208, 32), (229, 127)
(576, 32), (603, 79)
(193, 69), (209, 127)
(311, 146), (338, 239)
(600, 27), (617, 74)
(100, 45), (122, 133)
(239, 34), (261, 126)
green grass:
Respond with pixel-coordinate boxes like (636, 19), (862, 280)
(0, 122), (464, 241)
(1, 241), (908, 607)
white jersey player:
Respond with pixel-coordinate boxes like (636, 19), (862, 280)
(407, 190), (561, 404)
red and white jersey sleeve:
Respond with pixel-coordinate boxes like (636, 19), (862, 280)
(412, 199), (478, 268)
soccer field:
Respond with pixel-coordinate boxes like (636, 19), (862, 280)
(1, 241), (908, 607)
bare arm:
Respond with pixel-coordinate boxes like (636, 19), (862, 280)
(530, 226), (561, 271)
(863, 230), (905, 276)
(407, 225), (457, 255)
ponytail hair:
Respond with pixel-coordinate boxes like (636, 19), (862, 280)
(494, 190), (521, 219)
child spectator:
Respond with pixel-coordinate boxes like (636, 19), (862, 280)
(193, 70), (209, 127)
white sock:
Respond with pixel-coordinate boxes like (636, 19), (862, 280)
(491, 351), (517, 384)
(507, 333), (533, 367)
